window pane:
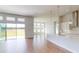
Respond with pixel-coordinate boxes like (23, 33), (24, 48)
(17, 18), (25, 22)
(7, 29), (16, 39)
(6, 23), (16, 39)
(34, 23), (36, 26)
(37, 23), (40, 25)
(17, 24), (25, 28)
(34, 29), (36, 32)
(0, 16), (3, 20)
(7, 23), (16, 28)
(17, 29), (25, 39)
(37, 29), (40, 32)
(6, 17), (15, 21)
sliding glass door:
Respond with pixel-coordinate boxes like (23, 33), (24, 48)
(6, 23), (17, 40)
(0, 15), (25, 40)
(0, 23), (25, 40)
(17, 24), (25, 39)
(0, 23), (6, 40)
(6, 23), (25, 40)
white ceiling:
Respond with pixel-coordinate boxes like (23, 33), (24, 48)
(0, 5), (78, 16)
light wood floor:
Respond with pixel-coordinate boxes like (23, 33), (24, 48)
(0, 38), (71, 53)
